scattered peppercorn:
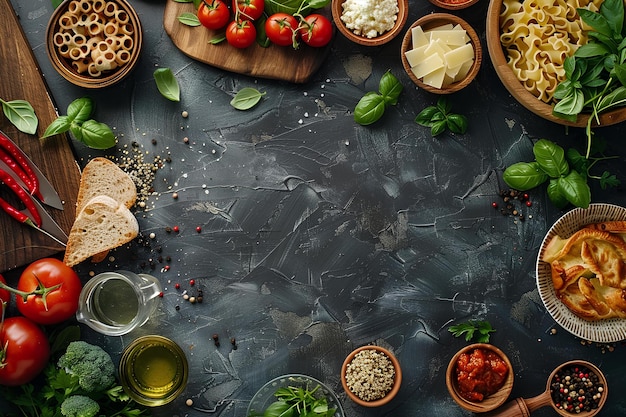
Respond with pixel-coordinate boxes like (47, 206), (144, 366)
(175, 305), (180, 311)
(158, 292), (164, 298)
(173, 226), (180, 233)
(172, 192), (178, 199)
(175, 283), (181, 289)
(196, 226), (202, 233)
(230, 337), (237, 350)
(189, 279), (195, 286)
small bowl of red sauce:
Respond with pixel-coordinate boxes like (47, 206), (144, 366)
(446, 343), (514, 413)
(428, 0), (479, 10)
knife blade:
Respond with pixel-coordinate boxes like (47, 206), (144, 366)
(0, 129), (64, 210)
(0, 159), (67, 245)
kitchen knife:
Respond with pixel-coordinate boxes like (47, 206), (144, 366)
(0, 159), (67, 245)
(0, 129), (64, 210)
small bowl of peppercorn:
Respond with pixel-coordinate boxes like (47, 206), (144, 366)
(446, 343), (514, 413)
(340, 345), (402, 407)
(546, 360), (607, 417)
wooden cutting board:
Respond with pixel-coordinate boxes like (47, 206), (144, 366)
(163, 1), (330, 83)
(0, 0), (81, 272)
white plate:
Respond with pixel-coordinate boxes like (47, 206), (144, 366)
(536, 203), (626, 343)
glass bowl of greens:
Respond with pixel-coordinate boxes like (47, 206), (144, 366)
(247, 374), (344, 417)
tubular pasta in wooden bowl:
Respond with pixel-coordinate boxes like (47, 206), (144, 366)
(53, 0), (136, 77)
(499, 0), (602, 103)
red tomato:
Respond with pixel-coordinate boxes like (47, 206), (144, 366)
(225, 20), (257, 48)
(232, 0), (264, 21)
(198, 0), (231, 30)
(265, 13), (298, 47)
(16, 258), (82, 325)
(0, 274), (10, 306)
(299, 14), (333, 48)
(0, 316), (50, 386)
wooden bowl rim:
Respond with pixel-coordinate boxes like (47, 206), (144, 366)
(486, 0), (626, 127)
(546, 360), (608, 417)
(401, 13), (482, 94)
(427, 0), (480, 11)
(340, 345), (402, 407)
(45, 0), (142, 88)
(445, 343), (514, 413)
(332, 0), (409, 46)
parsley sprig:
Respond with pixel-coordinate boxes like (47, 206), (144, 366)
(448, 320), (495, 343)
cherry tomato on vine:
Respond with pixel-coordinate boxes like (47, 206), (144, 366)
(0, 275), (10, 306)
(16, 258), (82, 325)
(198, 0), (231, 30)
(265, 13), (299, 47)
(0, 316), (50, 386)
(225, 20), (257, 48)
(232, 0), (264, 21)
(299, 14), (333, 48)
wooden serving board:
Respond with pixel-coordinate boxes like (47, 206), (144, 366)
(0, 0), (81, 272)
(163, 1), (330, 83)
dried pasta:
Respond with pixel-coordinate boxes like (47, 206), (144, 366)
(53, 0), (135, 78)
(500, 0), (603, 103)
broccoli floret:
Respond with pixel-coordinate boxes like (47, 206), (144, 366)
(60, 395), (100, 417)
(58, 341), (116, 392)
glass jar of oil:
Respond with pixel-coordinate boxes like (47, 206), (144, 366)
(119, 335), (189, 406)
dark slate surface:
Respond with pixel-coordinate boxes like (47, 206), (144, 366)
(7, 0), (626, 416)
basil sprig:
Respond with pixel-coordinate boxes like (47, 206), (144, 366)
(415, 97), (468, 136)
(0, 98), (38, 134)
(42, 97), (115, 149)
(552, 0), (626, 156)
(503, 138), (620, 209)
(354, 71), (403, 125)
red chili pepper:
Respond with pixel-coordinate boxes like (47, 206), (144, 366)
(0, 132), (40, 200)
(0, 169), (42, 227)
(0, 195), (30, 224)
(0, 148), (35, 193)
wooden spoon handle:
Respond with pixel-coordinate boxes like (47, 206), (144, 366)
(483, 391), (552, 417)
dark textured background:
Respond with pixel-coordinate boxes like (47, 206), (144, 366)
(6, 0), (626, 415)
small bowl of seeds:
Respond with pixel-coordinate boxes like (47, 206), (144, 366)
(340, 345), (401, 407)
(548, 360), (607, 416)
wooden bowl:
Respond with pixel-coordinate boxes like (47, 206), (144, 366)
(446, 343), (514, 413)
(341, 345), (402, 407)
(486, 0), (626, 127)
(546, 360), (607, 417)
(401, 13), (482, 94)
(428, 0), (480, 11)
(45, 0), (142, 88)
(332, 0), (409, 46)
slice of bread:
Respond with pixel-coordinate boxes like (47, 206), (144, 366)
(75, 157), (137, 212)
(63, 195), (139, 267)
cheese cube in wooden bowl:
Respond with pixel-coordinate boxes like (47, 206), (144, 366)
(401, 13), (482, 94)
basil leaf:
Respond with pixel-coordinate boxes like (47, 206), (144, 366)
(547, 179), (570, 209)
(378, 71), (402, 105)
(230, 87), (266, 110)
(178, 12), (201, 26)
(67, 97), (93, 124)
(431, 120), (447, 136)
(446, 114), (468, 134)
(533, 139), (569, 178)
(354, 92), (386, 125)
(415, 106), (440, 126)
(578, 7), (613, 37)
(70, 122), (84, 142)
(502, 161), (549, 191)
(77, 119), (116, 149)
(553, 88), (585, 116)
(41, 115), (71, 139)
(154, 68), (180, 102)
(566, 148), (589, 174)
(436, 97), (452, 114)
(0, 99), (38, 134)
(307, 0), (331, 9)
(599, 0), (623, 35)
(263, 400), (293, 417)
(557, 170), (591, 208)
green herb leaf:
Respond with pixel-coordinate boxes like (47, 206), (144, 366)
(448, 320), (495, 343)
(230, 87), (266, 110)
(77, 119), (116, 149)
(67, 97), (94, 124)
(41, 115), (71, 139)
(354, 92), (386, 125)
(557, 170), (591, 208)
(178, 12), (201, 26)
(379, 70), (403, 105)
(0, 98), (38, 134)
(503, 161), (549, 191)
(446, 113), (468, 134)
(415, 98), (468, 137)
(415, 106), (440, 126)
(533, 139), (569, 178)
(153, 68), (181, 102)
(431, 120), (447, 136)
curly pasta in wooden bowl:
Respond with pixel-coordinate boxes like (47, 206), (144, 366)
(486, 0), (626, 127)
(46, 0), (142, 88)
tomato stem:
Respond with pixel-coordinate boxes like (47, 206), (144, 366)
(0, 274), (61, 312)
